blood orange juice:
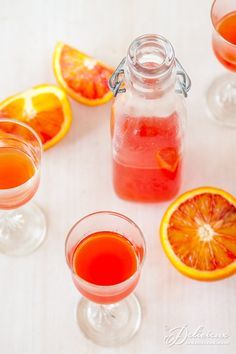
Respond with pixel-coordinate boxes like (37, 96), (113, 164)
(0, 148), (35, 189)
(212, 11), (236, 71)
(65, 212), (146, 345)
(113, 112), (182, 202)
(0, 147), (39, 209)
(72, 231), (139, 304)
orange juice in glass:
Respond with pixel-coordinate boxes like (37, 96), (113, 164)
(0, 119), (46, 256)
(207, 0), (236, 126)
(65, 211), (145, 347)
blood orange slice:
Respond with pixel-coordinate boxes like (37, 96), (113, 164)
(53, 42), (113, 106)
(160, 187), (236, 281)
(156, 147), (180, 172)
(0, 85), (72, 150)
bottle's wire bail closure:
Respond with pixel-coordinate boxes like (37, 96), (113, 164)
(109, 58), (126, 97)
(109, 57), (191, 98)
(175, 58), (191, 98)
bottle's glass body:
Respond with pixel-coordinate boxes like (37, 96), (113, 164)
(110, 35), (190, 202)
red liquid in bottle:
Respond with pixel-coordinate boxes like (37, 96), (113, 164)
(113, 113), (182, 202)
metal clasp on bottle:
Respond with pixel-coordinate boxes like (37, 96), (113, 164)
(175, 59), (191, 98)
(109, 57), (191, 98)
(109, 58), (126, 97)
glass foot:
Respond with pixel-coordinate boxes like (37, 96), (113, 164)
(207, 73), (236, 127)
(0, 202), (46, 256)
(76, 294), (142, 347)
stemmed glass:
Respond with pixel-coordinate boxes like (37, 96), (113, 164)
(65, 211), (146, 347)
(207, 0), (236, 126)
(0, 119), (46, 256)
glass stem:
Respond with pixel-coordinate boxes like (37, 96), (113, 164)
(220, 74), (236, 105)
(89, 302), (118, 328)
(0, 209), (25, 241)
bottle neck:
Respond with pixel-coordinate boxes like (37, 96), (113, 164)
(124, 34), (176, 99)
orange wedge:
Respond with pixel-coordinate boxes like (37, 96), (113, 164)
(0, 85), (72, 150)
(160, 187), (236, 281)
(53, 42), (114, 106)
(156, 147), (180, 172)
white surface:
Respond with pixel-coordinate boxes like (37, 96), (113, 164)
(0, 0), (235, 353)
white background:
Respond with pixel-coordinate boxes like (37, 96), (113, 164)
(0, 0), (235, 353)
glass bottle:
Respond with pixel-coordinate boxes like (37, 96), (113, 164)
(109, 34), (191, 202)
